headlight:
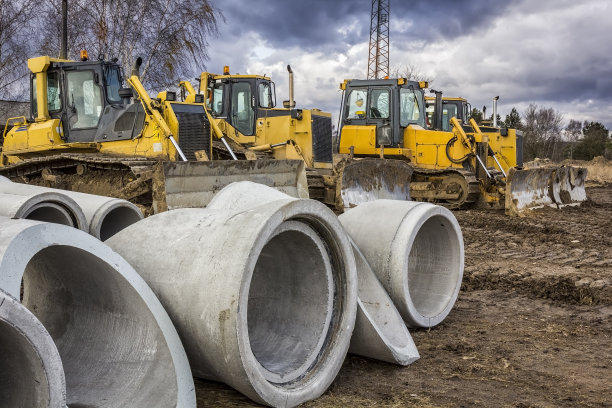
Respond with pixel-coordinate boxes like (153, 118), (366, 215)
(376, 125), (392, 146)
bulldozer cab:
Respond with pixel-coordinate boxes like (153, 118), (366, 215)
(204, 73), (277, 139)
(425, 96), (471, 132)
(339, 78), (426, 154)
(28, 56), (145, 144)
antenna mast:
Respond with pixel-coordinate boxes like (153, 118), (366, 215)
(367, 0), (390, 79)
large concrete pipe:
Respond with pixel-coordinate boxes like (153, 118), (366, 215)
(0, 289), (66, 408)
(339, 200), (464, 328)
(349, 241), (420, 365)
(0, 176), (142, 240)
(107, 181), (358, 407)
(0, 191), (85, 228)
(0, 216), (195, 407)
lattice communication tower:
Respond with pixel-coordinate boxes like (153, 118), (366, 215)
(367, 0), (390, 79)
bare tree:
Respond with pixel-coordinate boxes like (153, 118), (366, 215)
(522, 104), (564, 161)
(0, 0), (38, 99)
(40, 0), (222, 91)
(389, 63), (434, 84)
(563, 119), (582, 159)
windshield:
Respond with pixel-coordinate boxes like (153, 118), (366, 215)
(369, 89), (390, 119)
(399, 87), (424, 127)
(67, 70), (103, 129)
(441, 102), (458, 131)
(345, 88), (368, 119)
(258, 81), (275, 108)
(104, 65), (122, 103)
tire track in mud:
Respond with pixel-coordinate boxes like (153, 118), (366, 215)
(456, 184), (612, 305)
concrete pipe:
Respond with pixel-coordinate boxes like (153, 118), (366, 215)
(0, 176), (142, 240)
(339, 200), (463, 328)
(0, 217), (195, 407)
(107, 181), (357, 407)
(349, 240), (420, 365)
(0, 289), (66, 408)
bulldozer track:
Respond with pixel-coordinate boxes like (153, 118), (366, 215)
(411, 167), (480, 209)
(0, 153), (157, 179)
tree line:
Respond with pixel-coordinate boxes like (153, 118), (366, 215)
(0, 0), (221, 99)
(470, 104), (611, 162)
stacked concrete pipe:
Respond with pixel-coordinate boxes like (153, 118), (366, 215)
(107, 181), (358, 407)
(339, 200), (464, 328)
(0, 216), (195, 407)
(0, 289), (66, 408)
(0, 176), (142, 240)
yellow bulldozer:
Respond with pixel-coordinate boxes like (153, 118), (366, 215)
(179, 64), (336, 204)
(336, 78), (587, 215)
(0, 55), (314, 213)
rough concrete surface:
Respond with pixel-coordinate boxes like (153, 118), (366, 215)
(0, 288), (66, 408)
(107, 182), (357, 407)
(0, 176), (142, 239)
(0, 217), (195, 407)
(194, 184), (611, 408)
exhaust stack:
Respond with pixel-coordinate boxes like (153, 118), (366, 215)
(286, 65), (295, 109)
(493, 96), (499, 127)
(131, 57), (143, 78)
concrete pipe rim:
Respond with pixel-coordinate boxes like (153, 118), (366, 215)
(236, 198), (357, 406)
(0, 219), (196, 407)
(0, 289), (67, 408)
(394, 203), (464, 328)
(7, 191), (87, 230)
(91, 200), (144, 241)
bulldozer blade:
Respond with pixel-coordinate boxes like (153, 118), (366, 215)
(550, 166), (588, 207)
(153, 159), (309, 213)
(505, 166), (587, 216)
(338, 158), (413, 211)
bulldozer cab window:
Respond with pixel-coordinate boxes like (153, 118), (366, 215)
(441, 104), (458, 132)
(66, 71), (103, 129)
(258, 82), (275, 108)
(369, 89), (390, 119)
(400, 88), (424, 127)
(346, 88), (368, 119)
(211, 83), (224, 115)
(104, 65), (122, 104)
(31, 72), (62, 117)
(230, 82), (254, 135)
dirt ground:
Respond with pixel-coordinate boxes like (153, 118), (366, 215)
(195, 181), (612, 407)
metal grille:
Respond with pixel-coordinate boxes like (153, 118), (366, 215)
(312, 115), (333, 163)
(171, 104), (211, 161)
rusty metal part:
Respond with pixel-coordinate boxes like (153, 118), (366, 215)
(410, 168), (480, 209)
(505, 166), (588, 216)
(335, 157), (413, 212)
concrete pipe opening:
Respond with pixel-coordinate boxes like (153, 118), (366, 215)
(0, 289), (66, 408)
(21, 245), (181, 408)
(406, 214), (462, 322)
(22, 202), (75, 226)
(248, 221), (334, 384)
(0, 319), (51, 407)
(98, 205), (144, 241)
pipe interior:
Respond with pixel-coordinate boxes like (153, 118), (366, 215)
(0, 319), (50, 408)
(99, 206), (143, 241)
(407, 215), (461, 318)
(248, 225), (334, 384)
(23, 203), (74, 227)
(22, 245), (177, 407)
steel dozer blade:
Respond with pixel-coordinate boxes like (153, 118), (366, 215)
(505, 166), (588, 216)
(152, 159), (309, 213)
(337, 158), (413, 211)
(550, 166), (588, 207)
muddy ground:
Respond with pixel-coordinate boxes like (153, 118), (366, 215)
(195, 182), (612, 407)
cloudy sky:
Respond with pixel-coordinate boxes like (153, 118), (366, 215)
(205, 0), (612, 130)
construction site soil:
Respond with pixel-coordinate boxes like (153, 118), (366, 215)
(195, 181), (612, 407)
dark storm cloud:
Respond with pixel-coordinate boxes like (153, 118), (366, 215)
(215, 0), (518, 52)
